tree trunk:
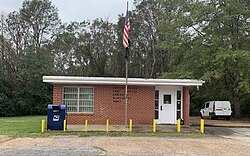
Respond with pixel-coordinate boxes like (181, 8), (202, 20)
(233, 93), (241, 118)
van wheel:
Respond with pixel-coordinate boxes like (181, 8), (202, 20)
(210, 114), (214, 120)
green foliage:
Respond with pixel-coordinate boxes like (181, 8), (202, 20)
(0, 0), (55, 117)
(240, 94), (250, 117)
(159, 0), (250, 117)
(0, 75), (15, 116)
(0, 0), (249, 117)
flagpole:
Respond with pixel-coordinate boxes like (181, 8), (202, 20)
(125, 54), (128, 127)
(123, 1), (130, 128)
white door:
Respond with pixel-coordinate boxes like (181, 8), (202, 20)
(159, 91), (175, 124)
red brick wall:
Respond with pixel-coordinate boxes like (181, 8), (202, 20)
(53, 84), (62, 104)
(183, 86), (190, 126)
(53, 84), (155, 125)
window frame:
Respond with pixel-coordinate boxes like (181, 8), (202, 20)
(62, 86), (94, 113)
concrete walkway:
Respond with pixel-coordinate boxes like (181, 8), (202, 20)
(67, 116), (250, 132)
(67, 124), (198, 132)
(68, 124), (129, 131)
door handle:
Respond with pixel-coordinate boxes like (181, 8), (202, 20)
(161, 105), (162, 111)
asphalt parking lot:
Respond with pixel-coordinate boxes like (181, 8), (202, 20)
(205, 127), (250, 141)
(190, 116), (250, 128)
(190, 116), (250, 143)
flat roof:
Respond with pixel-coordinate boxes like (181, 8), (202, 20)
(42, 76), (205, 86)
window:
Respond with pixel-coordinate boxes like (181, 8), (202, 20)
(177, 101), (181, 110)
(163, 94), (171, 104)
(177, 90), (181, 100)
(205, 102), (209, 108)
(155, 90), (159, 119)
(176, 90), (182, 120)
(63, 87), (94, 113)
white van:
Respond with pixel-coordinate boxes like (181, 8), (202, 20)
(200, 101), (232, 120)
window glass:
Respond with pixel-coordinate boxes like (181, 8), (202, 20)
(163, 95), (171, 104)
(64, 87), (78, 93)
(79, 94), (93, 100)
(155, 90), (159, 99)
(177, 111), (181, 119)
(177, 91), (181, 100)
(63, 99), (77, 112)
(63, 87), (94, 113)
(155, 90), (159, 119)
(63, 94), (78, 99)
(177, 101), (181, 110)
(205, 102), (209, 108)
(155, 111), (158, 119)
(80, 88), (93, 94)
(155, 101), (159, 109)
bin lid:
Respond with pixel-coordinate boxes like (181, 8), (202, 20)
(48, 104), (66, 109)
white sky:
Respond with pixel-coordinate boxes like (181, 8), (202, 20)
(0, 0), (135, 23)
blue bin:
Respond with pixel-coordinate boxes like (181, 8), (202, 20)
(47, 104), (66, 130)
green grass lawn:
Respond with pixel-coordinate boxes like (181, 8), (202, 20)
(0, 116), (206, 137)
(0, 116), (46, 137)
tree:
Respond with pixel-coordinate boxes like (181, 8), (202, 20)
(50, 22), (81, 75)
(122, 0), (163, 78)
(51, 19), (118, 77)
(1, 0), (250, 117)
(0, 0), (59, 116)
(20, 0), (60, 52)
(160, 0), (250, 117)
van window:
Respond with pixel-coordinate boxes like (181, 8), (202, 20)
(205, 102), (209, 108)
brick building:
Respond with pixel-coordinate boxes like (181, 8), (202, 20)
(43, 76), (204, 125)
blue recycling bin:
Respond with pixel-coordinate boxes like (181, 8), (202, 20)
(47, 104), (66, 130)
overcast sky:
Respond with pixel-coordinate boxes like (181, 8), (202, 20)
(0, 0), (135, 23)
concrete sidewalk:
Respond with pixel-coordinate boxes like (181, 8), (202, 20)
(67, 117), (250, 132)
(133, 124), (198, 132)
(67, 124), (129, 131)
(67, 124), (198, 132)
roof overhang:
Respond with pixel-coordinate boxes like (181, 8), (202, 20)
(42, 76), (205, 86)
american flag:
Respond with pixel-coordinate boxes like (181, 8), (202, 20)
(123, 2), (130, 49)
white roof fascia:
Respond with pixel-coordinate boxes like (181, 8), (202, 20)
(42, 76), (205, 86)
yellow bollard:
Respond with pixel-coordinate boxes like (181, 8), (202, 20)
(129, 119), (132, 132)
(63, 120), (66, 132)
(41, 119), (45, 133)
(200, 119), (204, 134)
(153, 119), (156, 133)
(85, 119), (88, 132)
(177, 119), (181, 133)
(106, 119), (109, 132)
